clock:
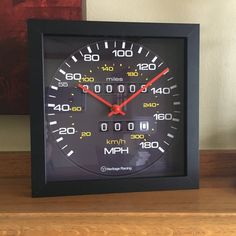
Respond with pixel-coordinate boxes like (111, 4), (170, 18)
(28, 20), (199, 197)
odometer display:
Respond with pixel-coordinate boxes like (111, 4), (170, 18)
(44, 37), (185, 181)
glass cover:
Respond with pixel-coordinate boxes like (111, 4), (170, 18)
(43, 36), (186, 182)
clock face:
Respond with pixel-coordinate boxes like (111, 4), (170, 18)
(44, 36), (185, 181)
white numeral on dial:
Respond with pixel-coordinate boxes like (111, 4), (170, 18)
(118, 84), (125, 93)
(151, 87), (170, 95)
(140, 121), (149, 131)
(65, 73), (81, 80)
(84, 54), (100, 61)
(112, 50), (133, 57)
(114, 122), (122, 131)
(106, 85), (113, 93)
(59, 127), (75, 135)
(137, 63), (156, 70)
(141, 84), (148, 93)
(127, 122), (135, 131)
(53, 104), (70, 111)
(153, 113), (173, 120)
(129, 84), (136, 93)
(139, 141), (159, 149)
(82, 85), (89, 93)
(100, 123), (108, 132)
(94, 85), (101, 93)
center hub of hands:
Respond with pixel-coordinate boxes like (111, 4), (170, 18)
(111, 104), (122, 115)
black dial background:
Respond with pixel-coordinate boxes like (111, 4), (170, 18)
(43, 35), (186, 182)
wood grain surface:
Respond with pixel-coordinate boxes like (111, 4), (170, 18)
(0, 177), (236, 213)
(0, 151), (235, 235)
(0, 177), (235, 235)
(200, 150), (236, 177)
(1, 213), (236, 236)
(0, 152), (30, 178)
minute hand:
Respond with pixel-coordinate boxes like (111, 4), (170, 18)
(108, 67), (169, 117)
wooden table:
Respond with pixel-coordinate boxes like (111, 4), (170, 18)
(0, 151), (236, 235)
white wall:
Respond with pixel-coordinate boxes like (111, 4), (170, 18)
(86, 0), (236, 149)
(0, 116), (30, 151)
(0, 0), (235, 151)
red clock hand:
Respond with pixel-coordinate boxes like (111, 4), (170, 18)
(78, 84), (125, 115)
(108, 67), (169, 117)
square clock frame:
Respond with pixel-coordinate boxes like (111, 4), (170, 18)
(28, 20), (199, 197)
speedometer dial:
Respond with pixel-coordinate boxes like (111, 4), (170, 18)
(29, 20), (200, 197)
(46, 39), (183, 176)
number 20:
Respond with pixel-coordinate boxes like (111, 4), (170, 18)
(59, 127), (75, 135)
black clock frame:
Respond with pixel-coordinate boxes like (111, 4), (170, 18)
(28, 20), (199, 197)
